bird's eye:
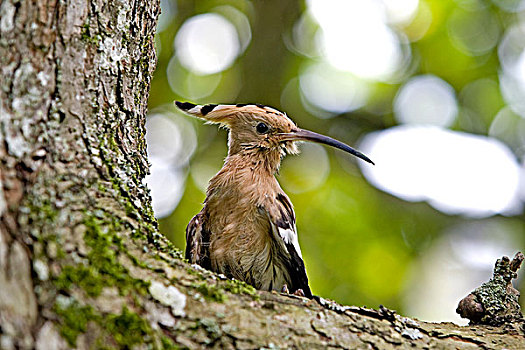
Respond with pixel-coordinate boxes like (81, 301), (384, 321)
(256, 122), (269, 134)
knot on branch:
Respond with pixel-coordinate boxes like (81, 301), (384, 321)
(456, 252), (524, 327)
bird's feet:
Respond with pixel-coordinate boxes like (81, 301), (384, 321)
(281, 284), (305, 297)
(293, 289), (305, 297)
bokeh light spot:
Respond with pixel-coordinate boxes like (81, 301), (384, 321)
(157, 0), (177, 33)
(498, 22), (525, 117)
(359, 125), (522, 217)
(146, 112), (197, 218)
(299, 62), (370, 114)
(394, 75), (458, 127)
(175, 13), (240, 75)
(307, 0), (408, 81)
(447, 7), (500, 56)
(146, 113), (197, 167)
(499, 72), (525, 119)
(489, 107), (525, 154)
(492, 0), (525, 12)
(403, 0), (432, 41)
(383, 0), (419, 24)
(460, 78), (504, 130)
(147, 164), (186, 219)
(166, 56), (222, 99)
(212, 5), (252, 53)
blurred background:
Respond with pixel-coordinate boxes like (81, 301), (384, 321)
(146, 0), (525, 324)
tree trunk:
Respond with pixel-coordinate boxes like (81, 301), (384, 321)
(0, 0), (523, 349)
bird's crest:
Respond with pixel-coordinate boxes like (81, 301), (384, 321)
(175, 101), (293, 127)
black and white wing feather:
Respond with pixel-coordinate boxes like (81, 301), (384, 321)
(268, 193), (312, 298)
(185, 211), (212, 270)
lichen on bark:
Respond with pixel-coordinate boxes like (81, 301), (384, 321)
(457, 252), (524, 328)
(0, 0), (168, 347)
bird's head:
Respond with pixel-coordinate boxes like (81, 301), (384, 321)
(175, 101), (374, 165)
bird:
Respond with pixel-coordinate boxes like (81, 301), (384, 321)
(175, 101), (374, 298)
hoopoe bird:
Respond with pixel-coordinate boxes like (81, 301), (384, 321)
(175, 101), (374, 298)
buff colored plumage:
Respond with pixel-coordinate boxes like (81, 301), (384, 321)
(175, 101), (373, 297)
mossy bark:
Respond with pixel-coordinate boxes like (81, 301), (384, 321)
(0, 0), (523, 349)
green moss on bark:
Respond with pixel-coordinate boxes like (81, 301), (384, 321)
(54, 300), (96, 347)
(54, 300), (162, 349)
(191, 276), (260, 303)
(104, 306), (152, 347)
(55, 265), (105, 297)
(194, 282), (226, 302)
(53, 235), (150, 298)
(223, 279), (258, 299)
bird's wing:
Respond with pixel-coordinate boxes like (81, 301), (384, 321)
(185, 212), (212, 270)
(266, 193), (312, 298)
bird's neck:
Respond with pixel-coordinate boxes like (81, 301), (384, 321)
(227, 147), (282, 176)
(205, 148), (283, 202)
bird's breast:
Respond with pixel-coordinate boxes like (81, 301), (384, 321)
(204, 163), (290, 289)
(205, 199), (289, 290)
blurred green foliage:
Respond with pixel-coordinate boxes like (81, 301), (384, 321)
(149, 0), (525, 319)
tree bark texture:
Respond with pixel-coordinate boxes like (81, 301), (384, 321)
(0, 0), (523, 349)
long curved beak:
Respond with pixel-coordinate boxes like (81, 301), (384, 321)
(278, 129), (374, 165)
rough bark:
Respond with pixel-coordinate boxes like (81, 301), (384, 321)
(457, 252), (524, 326)
(0, 0), (523, 349)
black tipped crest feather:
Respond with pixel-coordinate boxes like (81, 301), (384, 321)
(176, 101), (197, 110)
(201, 104), (218, 116)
